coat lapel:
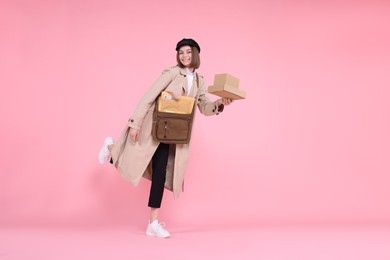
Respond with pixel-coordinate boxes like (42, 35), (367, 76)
(178, 68), (189, 95)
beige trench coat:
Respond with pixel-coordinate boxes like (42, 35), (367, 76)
(111, 66), (223, 199)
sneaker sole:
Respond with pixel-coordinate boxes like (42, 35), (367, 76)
(146, 231), (170, 239)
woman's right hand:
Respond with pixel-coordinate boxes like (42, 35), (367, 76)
(129, 128), (140, 144)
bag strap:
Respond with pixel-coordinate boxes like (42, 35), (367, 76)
(192, 73), (201, 112)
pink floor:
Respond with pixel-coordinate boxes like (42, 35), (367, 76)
(1, 224), (390, 260)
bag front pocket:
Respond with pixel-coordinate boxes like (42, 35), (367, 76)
(156, 118), (190, 141)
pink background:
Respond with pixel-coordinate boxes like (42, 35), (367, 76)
(1, 0), (390, 228)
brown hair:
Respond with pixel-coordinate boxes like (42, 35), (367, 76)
(176, 46), (201, 69)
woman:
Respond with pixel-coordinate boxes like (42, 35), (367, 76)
(98, 38), (233, 238)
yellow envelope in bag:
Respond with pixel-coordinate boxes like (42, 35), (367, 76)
(158, 91), (195, 114)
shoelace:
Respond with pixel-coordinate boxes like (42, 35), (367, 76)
(157, 222), (166, 228)
(156, 222), (168, 233)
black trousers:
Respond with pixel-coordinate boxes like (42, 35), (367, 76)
(148, 143), (170, 208)
(110, 143), (169, 208)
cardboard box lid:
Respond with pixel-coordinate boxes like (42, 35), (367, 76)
(213, 74), (239, 88)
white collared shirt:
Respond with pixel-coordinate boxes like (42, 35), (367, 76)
(185, 68), (194, 95)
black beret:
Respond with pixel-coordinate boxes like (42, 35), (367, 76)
(175, 38), (201, 53)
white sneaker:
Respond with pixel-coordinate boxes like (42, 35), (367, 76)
(146, 220), (171, 238)
(98, 137), (114, 165)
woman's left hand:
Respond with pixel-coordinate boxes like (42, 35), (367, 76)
(221, 97), (234, 106)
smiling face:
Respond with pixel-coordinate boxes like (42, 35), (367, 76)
(176, 45), (201, 70)
(178, 45), (192, 68)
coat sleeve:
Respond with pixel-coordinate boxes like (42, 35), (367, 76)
(196, 76), (224, 116)
(128, 68), (175, 130)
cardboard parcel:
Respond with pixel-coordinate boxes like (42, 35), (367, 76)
(208, 73), (246, 100)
